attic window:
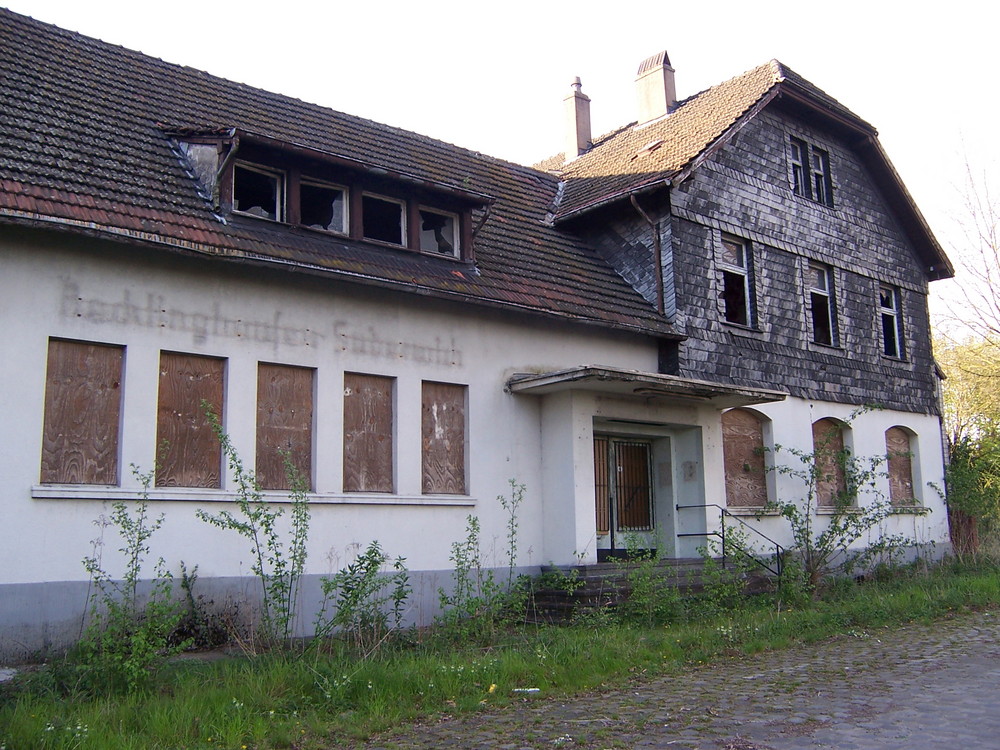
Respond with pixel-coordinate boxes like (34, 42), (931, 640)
(300, 179), (347, 233)
(234, 163), (284, 221)
(362, 194), (405, 246)
(419, 208), (459, 256)
(789, 137), (833, 207)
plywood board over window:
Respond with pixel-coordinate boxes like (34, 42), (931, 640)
(421, 381), (466, 495)
(257, 364), (314, 490)
(885, 427), (916, 505)
(156, 352), (224, 488)
(812, 418), (847, 507)
(343, 373), (394, 493)
(41, 339), (124, 484)
(722, 409), (768, 508)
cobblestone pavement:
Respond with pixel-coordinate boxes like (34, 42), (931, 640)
(364, 609), (1000, 749)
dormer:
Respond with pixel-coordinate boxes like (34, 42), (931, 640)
(166, 127), (493, 263)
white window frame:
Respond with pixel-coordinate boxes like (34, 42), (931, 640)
(719, 234), (753, 327)
(418, 207), (460, 257)
(233, 162), (285, 222)
(880, 284), (903, 358)
(361, 192), (407, 247)
(300, 178), (349, 235)
(808, 262), (837, 346)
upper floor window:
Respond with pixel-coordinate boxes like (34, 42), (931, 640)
(879, 284), (903, 358)
(362, 194), (406, 246)
(419, 208), (459, 257)
(808, 262), (837, 346)
(300, 179), (347, 233)
(719, 234), (753, 327)
(233, 163), (284, 221)
(790, 137), (833, 207)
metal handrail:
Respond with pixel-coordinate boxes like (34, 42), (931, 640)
(675, 502), (785, 578)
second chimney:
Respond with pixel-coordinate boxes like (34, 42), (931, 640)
(635, 51), (676, 124)
(564, 77), (591, 160)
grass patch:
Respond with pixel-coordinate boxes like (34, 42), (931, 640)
(3, 561), (1000, 749)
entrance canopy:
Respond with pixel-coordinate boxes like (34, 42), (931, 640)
(507, 366), (786, 409)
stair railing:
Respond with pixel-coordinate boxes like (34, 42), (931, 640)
(674, 503), (785, 578)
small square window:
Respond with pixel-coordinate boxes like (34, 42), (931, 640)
(300, 180), (347, 233)
(362, 194), (405, 246)
(233, 163), (284, 221)
(419, 208), (459, 256)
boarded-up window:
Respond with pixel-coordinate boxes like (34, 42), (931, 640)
(722, 409), (768, 508)
(421, 381), (466, 495)
(343, 373), (394, 492)
(156, 352), (224, 488)
(41, 339), (123, 484)
(812, 418), (848, 507)
(256, 364), (313, 490)
(594, 436), (610, 534)
(886, 427), (916, 506)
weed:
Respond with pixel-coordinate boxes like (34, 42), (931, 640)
(315, 540), (411, 652)
(196, 408), (310, 645)
(77, 465), (186, 694)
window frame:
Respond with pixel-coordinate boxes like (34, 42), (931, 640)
(807, 261), (837, 347)
(719, 233), (754, 327)
(721, 408), (770, 509)
(421, 381), (468, 496)
(418, 206), (461, 257)
(789, 136), (833, 207)
(885, 426), (918, 507)
(40, 338), (125, 486)
(299, 177), (349, 235)
(343, 372), (396, 493)
(361, 192), (407, 247)
(879, 284), (904, 359)
(256, 363), (315, 491)
(232, 161), (286, 222)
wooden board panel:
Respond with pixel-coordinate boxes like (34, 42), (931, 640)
(156, 352), (224, 488)
(256, 363), (314, 490)
(343, 373), (393, 493)
(885, 427), (915, 505)
(41, 339), (123, 484)
(593, 436), (610, 534)
(421, 381), (466, 495)
(722, 409), (768, 508)
(812, 418), (846, 507)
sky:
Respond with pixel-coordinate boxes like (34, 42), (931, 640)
(5, 0), (998, 318)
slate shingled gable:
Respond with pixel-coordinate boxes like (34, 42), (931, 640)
(0, 8), (676, 338)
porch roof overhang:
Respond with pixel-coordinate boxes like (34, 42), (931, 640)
(506, 366), (787, 409)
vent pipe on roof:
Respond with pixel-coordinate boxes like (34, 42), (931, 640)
(563, 77), (592, 160)
(635, 51), (676, 124)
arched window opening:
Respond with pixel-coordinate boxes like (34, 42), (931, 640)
(885, 427), (916, 506)
(722, 409), (768, 508)
(812, 418), (848, 508)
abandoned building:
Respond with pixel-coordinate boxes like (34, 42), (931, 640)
(0, 7), (954, 659)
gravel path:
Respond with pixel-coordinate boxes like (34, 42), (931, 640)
(364, 609), (1000, 749)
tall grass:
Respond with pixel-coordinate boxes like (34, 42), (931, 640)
(3, 562), (1000, 749)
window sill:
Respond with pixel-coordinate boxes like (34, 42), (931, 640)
(32, 485), (475, 507)
(890, 505), (929, 515)
(725, 506), (781, 517)
(816, 505), (863, 515)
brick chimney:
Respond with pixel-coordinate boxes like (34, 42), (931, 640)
(563, 77), (591, 160)
(635, 51), (676, 124)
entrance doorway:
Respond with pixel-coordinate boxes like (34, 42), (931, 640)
(594, 436), (657, 560)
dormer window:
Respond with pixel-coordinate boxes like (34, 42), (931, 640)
(362, 194), (406, 246)
(300, 179), (347, 233)
(233, 162), (284, 221)
(419, 208), (459, 257)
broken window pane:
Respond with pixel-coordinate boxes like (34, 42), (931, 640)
(362, 194), (404, 245)
(301, 181), (347, 233)
(790, 138), (807, 198)
(234, 163), (283, 220)
(720, 235), (751, 326)
(808, 263), (835, 346)
(419, 208), (458, 256)
(880, 285), (902, 357)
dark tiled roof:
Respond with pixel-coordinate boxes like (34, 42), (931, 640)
(0, 8), (675, 336)
(547, 61), (881, 219)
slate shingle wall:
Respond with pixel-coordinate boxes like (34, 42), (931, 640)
(669, 108), (939, 414)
